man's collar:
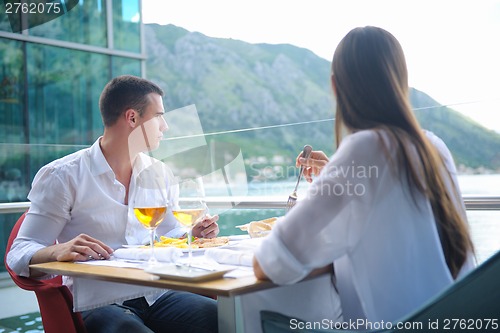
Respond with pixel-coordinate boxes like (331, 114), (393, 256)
(89, 137), (113, 176)
(89, 138), (160, 179)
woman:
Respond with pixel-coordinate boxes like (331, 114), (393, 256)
(253, 26), (475, 323)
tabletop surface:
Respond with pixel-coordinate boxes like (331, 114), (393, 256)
(30, 261), (276, 297)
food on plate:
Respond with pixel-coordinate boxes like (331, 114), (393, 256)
(153, 236), (229, 249)
(154, 237), (192, 248)
(236, 216), (280, 238)
(192, 236), (230, 248)
(235, 217), (278, 231)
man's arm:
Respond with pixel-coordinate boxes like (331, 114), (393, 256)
(8, 213), (113, 278)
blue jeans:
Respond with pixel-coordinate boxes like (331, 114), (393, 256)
(81, 290), (217, 333)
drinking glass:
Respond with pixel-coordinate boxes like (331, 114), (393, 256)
(133, 165), (169, 266)
(171, 178), (207, 266)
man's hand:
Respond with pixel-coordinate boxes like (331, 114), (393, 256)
(29, 234), (113, 277)
(192, 214), (219, 238)
(296, 150), (330, 183)
(32, 234), (113, 264)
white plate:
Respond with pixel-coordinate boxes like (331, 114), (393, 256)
(228, 234), (251, 242)
(145, 263), (233, 282)
(122, 244), (143, 248)
(122, 244), (206, 251)
(123, 241), (231, 252)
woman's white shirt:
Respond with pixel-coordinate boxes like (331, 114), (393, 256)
(255, 129), (475, 323)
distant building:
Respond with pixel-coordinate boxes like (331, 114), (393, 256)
(0, 0), (145, 272)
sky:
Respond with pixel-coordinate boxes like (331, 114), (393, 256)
(142, 0), (500, 132)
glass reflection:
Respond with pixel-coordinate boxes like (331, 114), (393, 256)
(467, 211), (500, 264)
(0, 213), (21, 273)
(0, 3), (21, 32)
(28, 0), (107, 47)
(0, 38), (25, 144)
(112, 56), (141, 77)
(27, 44), (107, 146)
(113, 0), (141, 53)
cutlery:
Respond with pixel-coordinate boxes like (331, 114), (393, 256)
(286, 145), (312, 212)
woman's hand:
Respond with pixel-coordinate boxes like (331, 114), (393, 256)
(253, 256), (269, 280)
(192, 214), (220, 238)
(296, 150), (330, 182)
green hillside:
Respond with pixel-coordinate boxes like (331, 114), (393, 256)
(145, 23), (500, 175)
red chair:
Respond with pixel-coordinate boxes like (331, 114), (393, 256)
(4, 212), (87, 333)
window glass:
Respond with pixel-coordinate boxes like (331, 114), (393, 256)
(111, 56), (141, 77)
(0, 38), (28, 205)
(216, 208), (284, 237)
(466, 211), (500, 264)
(0, 2), (21, 32)
(26, 43), (107, 147)
(0, 212), (20, 273)
(113, 0), (141, 53)
(0, 38), (25, 144)
(0, 144), (30, 204)
(28, 0), (107, 47)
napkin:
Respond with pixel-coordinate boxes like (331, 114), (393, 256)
(113, 247), (182, 262)
(204, 238), (263, 267)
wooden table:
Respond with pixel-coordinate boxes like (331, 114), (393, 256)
(30, 261), (277, 332)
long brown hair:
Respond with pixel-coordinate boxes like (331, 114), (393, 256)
(331, 26), (474, 278)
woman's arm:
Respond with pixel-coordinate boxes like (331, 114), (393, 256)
(253, 256), (334, 281)
(253, 131), (386, 285)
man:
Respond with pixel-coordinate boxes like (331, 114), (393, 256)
(7, 75), (219, 333)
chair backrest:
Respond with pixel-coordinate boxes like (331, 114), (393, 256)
(4, 212), (87, 333)
(400, 249), (500, 325)
(261, 250), (500, 333)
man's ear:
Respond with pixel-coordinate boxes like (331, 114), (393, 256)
(125, 109), (137, 128)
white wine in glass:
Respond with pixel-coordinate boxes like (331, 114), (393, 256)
(134, 207), (167, 230)
(172, 209), (205, 227)
(133, 165), (168, 266)
(171, 179), (207, 265)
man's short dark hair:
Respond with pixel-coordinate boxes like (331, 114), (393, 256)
(99, 75), (164, 127)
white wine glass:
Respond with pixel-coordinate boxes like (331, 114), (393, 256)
(133, 165), (168, 266)
(171, 178), (207, 266)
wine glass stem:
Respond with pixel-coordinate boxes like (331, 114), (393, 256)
(149, 229), (157, 265)
(187, 227), (193, 266)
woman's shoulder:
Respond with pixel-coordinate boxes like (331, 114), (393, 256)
(423, 130), (450, 155)
(422, 129), (457, 174)
(332, 129), (391, 166)
(340, 129), (389, 151)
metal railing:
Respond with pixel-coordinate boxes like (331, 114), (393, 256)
(1, 195), (500, 214)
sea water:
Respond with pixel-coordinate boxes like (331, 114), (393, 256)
(215, 174), (500, 264)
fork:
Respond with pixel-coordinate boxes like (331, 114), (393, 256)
(286, 145), (313, 212)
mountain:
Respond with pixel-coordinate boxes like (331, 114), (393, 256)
(144, 23), (500, 175)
